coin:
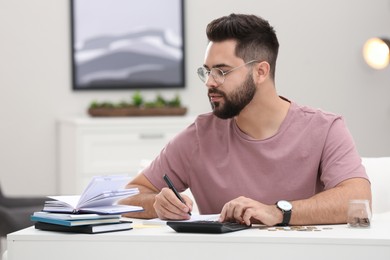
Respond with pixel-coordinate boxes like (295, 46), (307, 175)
(359, 217), (370, 227)
(258, 226), (268, 230)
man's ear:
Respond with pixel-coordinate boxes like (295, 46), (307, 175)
(254, 61), (270, 83)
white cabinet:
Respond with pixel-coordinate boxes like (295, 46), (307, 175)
(57, 116), (194, 194)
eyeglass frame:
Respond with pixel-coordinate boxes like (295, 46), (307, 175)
(197, 60), (260, 86)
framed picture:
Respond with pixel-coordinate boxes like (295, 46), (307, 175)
(70, 0), (185, 90)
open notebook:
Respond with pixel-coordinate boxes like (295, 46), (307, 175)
(43, 175), (143, 214)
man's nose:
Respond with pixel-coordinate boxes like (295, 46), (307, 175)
(205, 75), (219, 89)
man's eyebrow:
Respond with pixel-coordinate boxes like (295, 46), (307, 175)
(203, 63), (230, 69)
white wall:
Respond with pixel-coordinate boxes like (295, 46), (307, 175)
(0, 0), (389, 196)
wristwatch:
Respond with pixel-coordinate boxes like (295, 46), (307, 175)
(276, 200), (293, 226)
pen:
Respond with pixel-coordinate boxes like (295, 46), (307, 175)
(163, 174), (191, 216)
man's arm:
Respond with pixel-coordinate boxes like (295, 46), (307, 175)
(219, 177), (371, 226)
(120, 173), (192, 219)
(119, 174), (160, 219)
(290, 177), (371, 225)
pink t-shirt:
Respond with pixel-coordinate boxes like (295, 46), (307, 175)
(144, 101), (368, 214)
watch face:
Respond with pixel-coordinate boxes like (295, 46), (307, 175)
(277, 200), (292, 211)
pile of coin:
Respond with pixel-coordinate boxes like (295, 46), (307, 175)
(347, 217), (370, 228)
(259, 226), (333, 232)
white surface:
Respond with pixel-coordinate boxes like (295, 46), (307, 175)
(7, 213), (390, 260)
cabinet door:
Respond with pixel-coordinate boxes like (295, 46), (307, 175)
(80, 127), (179, 177)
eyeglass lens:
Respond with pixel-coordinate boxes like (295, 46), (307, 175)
(197, 67), (224, 85)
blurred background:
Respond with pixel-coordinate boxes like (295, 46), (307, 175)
(0, 0), (389, 196)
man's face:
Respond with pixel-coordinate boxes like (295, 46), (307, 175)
(203, 40), (257, 119)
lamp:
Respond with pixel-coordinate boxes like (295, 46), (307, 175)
(363, 37), (390, 69)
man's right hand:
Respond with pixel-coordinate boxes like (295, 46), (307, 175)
(154, 187), (193, 220)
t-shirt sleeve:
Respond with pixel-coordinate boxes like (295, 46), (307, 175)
(320, 117), (368, 189)
(143, 122), (198, 192)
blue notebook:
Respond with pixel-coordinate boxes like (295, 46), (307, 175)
(30, 215), (121, 227)
(32, 211), (122, 220)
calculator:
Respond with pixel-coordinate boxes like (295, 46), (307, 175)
(166, 220), (251, 234)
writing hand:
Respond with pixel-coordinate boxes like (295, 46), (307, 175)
(154, 187), (193, 220)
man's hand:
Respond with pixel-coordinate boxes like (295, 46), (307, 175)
(219, 196), (282, 226)
(154, 188), (193, 220)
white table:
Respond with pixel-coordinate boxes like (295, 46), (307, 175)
(7, 214), (390, 260)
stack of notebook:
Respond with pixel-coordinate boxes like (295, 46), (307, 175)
(31, 211), (133, 234)
(31, 175), (144, 234)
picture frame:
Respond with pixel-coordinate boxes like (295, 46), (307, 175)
(70, 0), (185, 90)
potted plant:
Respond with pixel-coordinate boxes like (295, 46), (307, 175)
(88, 92), (187, 117)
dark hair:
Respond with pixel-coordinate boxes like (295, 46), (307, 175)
(206, 14), (279, 80)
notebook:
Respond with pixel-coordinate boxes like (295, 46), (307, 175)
(34, 221), (133, 234)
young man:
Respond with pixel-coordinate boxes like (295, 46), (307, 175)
(120, 14), (371, 226)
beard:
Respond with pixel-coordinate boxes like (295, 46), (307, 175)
(208, 72), (257, 119)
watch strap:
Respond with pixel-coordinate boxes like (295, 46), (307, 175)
(276, 201), (292, 226)
(280, 208), (291, 226)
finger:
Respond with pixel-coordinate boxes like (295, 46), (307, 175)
(242, 208), (254, 226)
(155, 207), (181, 220)
(237, 200), (256, 224)
(156, 204), (186, 220)
(181, 194), (194, 210)
(161, 188), (191, 216)
(232, 202), (247, 223)
(179, 194), (193, 214)
(219, 204), (228, 222)
(154, 190), (178, 218)
(154, 192), (172, 219)
(154, 194), (189, 220)
(222, 202), (236, 222)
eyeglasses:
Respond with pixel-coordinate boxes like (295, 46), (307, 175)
(197, 60), (260, 86)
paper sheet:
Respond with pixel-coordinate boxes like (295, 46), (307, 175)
(143, 214), (220, 226)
